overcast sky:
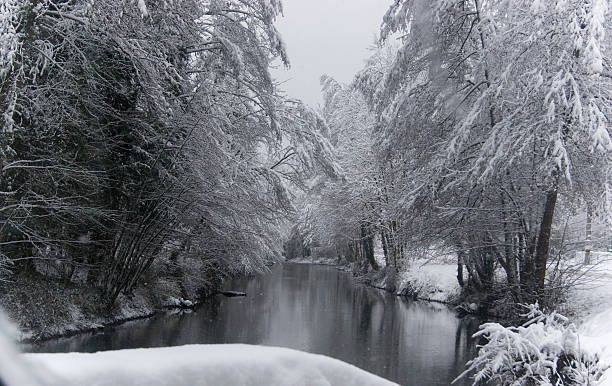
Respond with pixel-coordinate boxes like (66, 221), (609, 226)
(271, 0), (393, 108)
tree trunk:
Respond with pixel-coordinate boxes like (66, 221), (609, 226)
(381, 230), (389, 266)
(457, 250), (465, 287)
(534, 189), (558, 295)
(361, 223), (378, 271)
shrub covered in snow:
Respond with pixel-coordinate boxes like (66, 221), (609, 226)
(456, 304), (608, 385)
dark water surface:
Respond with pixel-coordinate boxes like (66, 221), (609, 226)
(24, 263), (479, 385)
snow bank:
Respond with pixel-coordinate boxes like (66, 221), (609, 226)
(566, 253), (612, 321)
(396, 263), (461, 303)
(23, 344), (398, 386)
(580, 309), (612, 385)
(568, 254), (612, 385)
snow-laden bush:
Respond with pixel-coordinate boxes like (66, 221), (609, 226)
(396, 263), (461, 303)
(456, 304), (608, 385)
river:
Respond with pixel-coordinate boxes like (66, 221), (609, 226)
(24, 263), (480, 385)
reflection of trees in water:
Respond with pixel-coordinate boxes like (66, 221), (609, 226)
(453, 316), (481, 381)
(26, 264), (480, 385)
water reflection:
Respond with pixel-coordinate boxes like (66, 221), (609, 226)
(24, 264), (479, 385)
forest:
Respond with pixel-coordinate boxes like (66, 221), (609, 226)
(0, 0), (611, 385)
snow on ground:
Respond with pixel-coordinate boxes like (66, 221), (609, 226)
(565, 252), (612, 322)
(400, 252), (612, 384)
(19, 344), (397, 386)
(568, 252), (612, 385)
(580, 309), (612, 386)
(289, 256), (338, 265)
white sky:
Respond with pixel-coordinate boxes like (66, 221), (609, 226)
(271, 0), (393, 108)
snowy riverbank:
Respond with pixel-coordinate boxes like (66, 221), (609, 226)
(0, 274), (207, 342)
(290, 257), (462, 304)
(293, 253), (612, 384)
(374, 262), (462, 304)
(390, 254), (612, 384)
(402, 255), (612, 384)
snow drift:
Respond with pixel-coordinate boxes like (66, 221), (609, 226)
(17, 344), (397, 386)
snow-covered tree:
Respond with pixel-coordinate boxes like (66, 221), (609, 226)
(355, 0), (612, 304)
(296, 74), (392, 271)
(0, 0), (334, 304)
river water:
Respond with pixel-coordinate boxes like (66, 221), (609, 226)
(24, 263), (480, 385)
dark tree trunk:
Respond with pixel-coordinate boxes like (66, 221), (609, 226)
(361, 223), (378, 271)
(457, 249), (465, 287)
(381, 230), (389, 266)
(534, 189), (558, 296)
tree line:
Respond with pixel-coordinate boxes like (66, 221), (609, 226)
(298, 0), (611, 310)
(0, 0), (334, 306)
